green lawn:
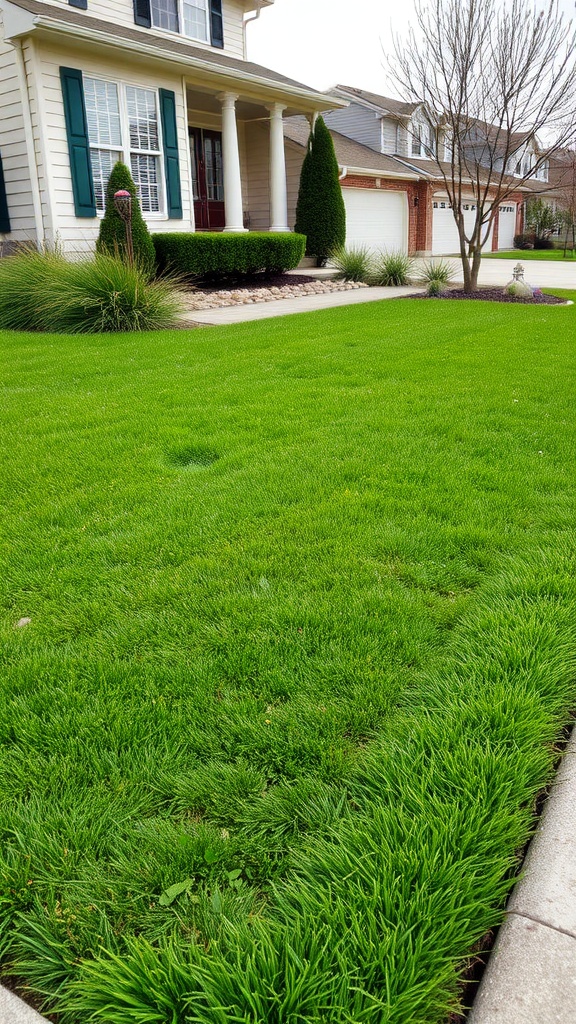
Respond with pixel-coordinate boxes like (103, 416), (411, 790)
(1, 295), (576, 1023)
(483, 248), (575, 259)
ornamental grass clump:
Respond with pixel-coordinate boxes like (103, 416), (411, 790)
(330, 244), (373, 282)
(0, 250), (181, 333)
(419, 259), (454, 286)
(370, 251), (414, 286)
(0, 248), (65, 330)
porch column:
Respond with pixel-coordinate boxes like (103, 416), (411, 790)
(217, 92), (247, 232)
(267, 103), (289, 232)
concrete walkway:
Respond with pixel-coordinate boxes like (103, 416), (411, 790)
(182, 257), (574, 326)
(469, 729), (576, 1023)
(182, 283), (417, 326)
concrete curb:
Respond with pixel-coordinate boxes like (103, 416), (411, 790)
(0, 985), (48, 1023)
(469, 728), (576, 1023)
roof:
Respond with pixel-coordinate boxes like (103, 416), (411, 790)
(0, 0), (341, 107)
(283, 118), (419, 179)
(331, 85), (419, 117)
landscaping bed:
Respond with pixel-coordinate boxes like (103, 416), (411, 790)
(180, 273), (367, 311)
(412, 287), (567, 304)
(1, 295), (575, 1023)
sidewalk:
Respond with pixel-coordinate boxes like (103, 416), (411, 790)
(181, 257), (573, 327)
(181, 283), (418, 326)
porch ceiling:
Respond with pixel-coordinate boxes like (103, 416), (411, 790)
(186, 87), (311, 121)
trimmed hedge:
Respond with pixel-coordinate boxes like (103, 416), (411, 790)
(153, 232), (306, 278)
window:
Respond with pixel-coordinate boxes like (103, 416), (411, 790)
(411, 119), (435, 158)
(85, 77), (164, 214)
(151, 0), (208, 42)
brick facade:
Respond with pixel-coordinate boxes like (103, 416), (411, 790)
(339, 176), (525, 255)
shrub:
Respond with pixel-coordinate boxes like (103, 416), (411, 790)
(330, 244), (373, 282)
(427, 277), (447, 297)
(513, 233), (534, 250)
(153, 232), (305, 280)
(418, 259), (453, 286)
(295, 117), (346, 266)
(533, 236), (554, 250)
(97, 161), (156, 279)
(503, 280), (532, 298)
(370, 251), (414, 286)
(0, 250), (181, 333)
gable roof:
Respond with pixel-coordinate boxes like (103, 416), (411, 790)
(331, 85), (420, 117)
(0, 0), (343, 110)
(283, 118), (419, 179)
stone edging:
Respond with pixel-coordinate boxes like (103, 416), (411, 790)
(179, 278), (368, 312)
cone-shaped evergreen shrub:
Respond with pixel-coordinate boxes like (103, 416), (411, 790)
(96, 161), (156, 278)
(295, 117), (346, 266)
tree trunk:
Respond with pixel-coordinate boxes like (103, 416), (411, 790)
(469, 248), (483, 290)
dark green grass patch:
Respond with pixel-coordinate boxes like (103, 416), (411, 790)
(1, 296), (575, 1022)
(483, 249), (575, 260)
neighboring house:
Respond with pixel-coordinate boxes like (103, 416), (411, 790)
(0, 0), (345, 251)
(321, 85), (553, 254)
(281, 117), (430, 256)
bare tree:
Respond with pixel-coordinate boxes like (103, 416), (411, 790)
(389, 0), (576, 290)
(553, 148), (576, 254)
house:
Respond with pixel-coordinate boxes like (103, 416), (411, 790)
(320, 85), (543, 254)
(0, 0), (345, 251)
(280, 116), (429, 256)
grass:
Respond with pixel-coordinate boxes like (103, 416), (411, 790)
(483, 248), (576, 260)
(1, 294), (576, 1022)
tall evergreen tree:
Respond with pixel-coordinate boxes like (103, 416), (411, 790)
(97, 162), (156, 278)
(295, 117), (346, 266)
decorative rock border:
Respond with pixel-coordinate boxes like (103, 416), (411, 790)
(179, 279), (368, 312)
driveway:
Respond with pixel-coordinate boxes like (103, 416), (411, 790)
(414, 257), (576, 289)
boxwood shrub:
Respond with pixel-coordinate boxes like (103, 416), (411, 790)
(153, 231), (306, 279)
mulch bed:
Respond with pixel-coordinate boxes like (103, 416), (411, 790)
(193, 273), (317, 291)
(412, 287), (567, 304)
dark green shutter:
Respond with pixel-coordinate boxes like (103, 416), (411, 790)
(159, 89), (183, 219)
(210, 0), (224, 47)
(68, 0), (88, 10)
(133, 0), (151, 28)
(0, 154), (11, 233)
(60, 67), (96, 218)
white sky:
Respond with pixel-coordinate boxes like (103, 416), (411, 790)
(248, 0), (576, 96)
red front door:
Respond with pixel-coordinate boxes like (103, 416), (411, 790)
(189, 127), (225, 230)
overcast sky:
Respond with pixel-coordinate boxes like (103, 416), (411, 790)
(248, 0), (576, 96)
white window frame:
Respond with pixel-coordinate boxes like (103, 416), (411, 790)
(85, 74), (166, 219)
(150, 0), (210, 44)
(410, 117), (435, 160)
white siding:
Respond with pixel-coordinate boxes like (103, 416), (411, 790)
(244, 121), (269, 231)
(323, 102), (381, 152)
(242, 123), (305, 232)
(380, 116), (397, 155)
(33, 39), (194, 253)
(0, 17), (36, 243)
(33, 0), (246, 57)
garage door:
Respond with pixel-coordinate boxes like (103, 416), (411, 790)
(432, 199), (494, 255)
(343, 188), (408, 253)
(497, 204), (517, 249)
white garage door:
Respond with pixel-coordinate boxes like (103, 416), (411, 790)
(343, 188), (408, 253)
(498, 204), (517, 249)
(432, 199), (494, 255)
